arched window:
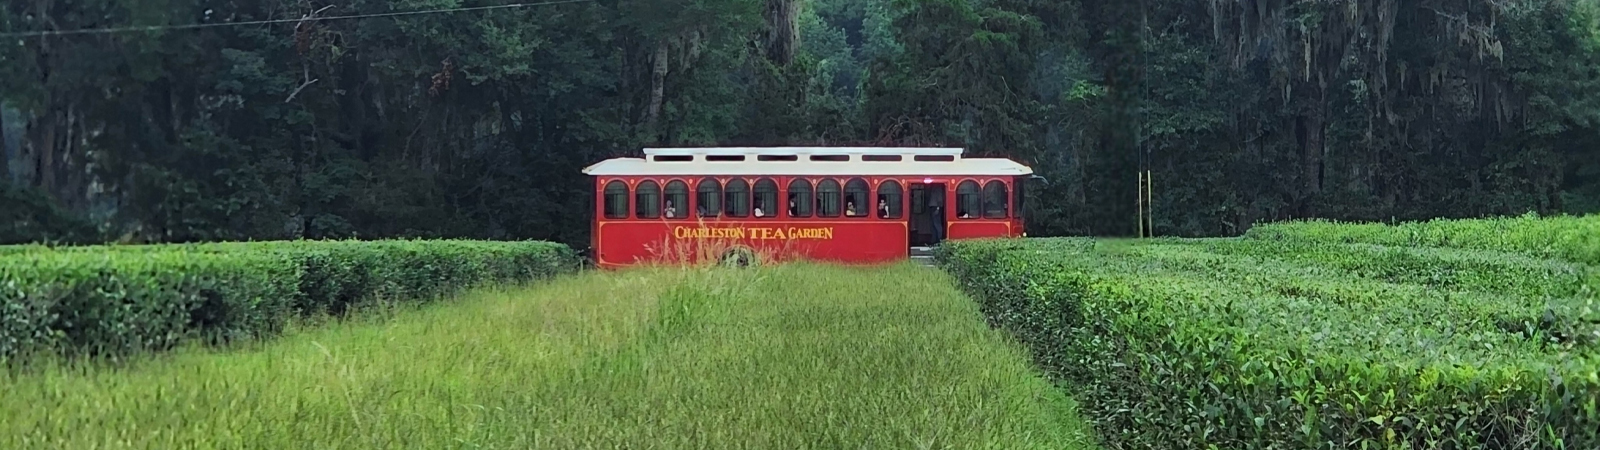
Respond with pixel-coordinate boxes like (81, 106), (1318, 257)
(696, 178), (722, 217)
(725, 179), (751, 217)
(817, 179), (842, 217)
(982, 181), (1009, 219)
(955, 180), (980, 219)
(664, 180), (689, 219)
(788, 179), (813, 218)
(603, 180), (629, 219)
(636, 180), (661, 219)
(844, 178), (869, 217)
(877, 180), (903, 219)
(753, 178), (779, 218)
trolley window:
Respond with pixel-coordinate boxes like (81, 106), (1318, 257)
(877, 180), (903, 219)
(844, 178), (869, 217)
(636, 180), (661, 219)
(982, 181), (1008, 219)
(955, 180), (980, 219)
(604, 180), (629, 219)
(664, 180), (689, 219)
(817, 179), (842, 218)
(725, 179), (750, 217)
(788, 179), (814, 218)
(696, 178), (722, 217)
(754, 178), (779, 218)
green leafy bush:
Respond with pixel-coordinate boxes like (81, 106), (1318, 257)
(1245, 213), (1600, 265)
(0, 185), (103, 246)
(1, 240), (577, 362)
(1130, 238), (1596, 299)
(938, 236), (1600, 449)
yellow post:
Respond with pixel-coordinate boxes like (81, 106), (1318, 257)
(1146, 170), (1154, 238)
(1136, 171), (1145, 238)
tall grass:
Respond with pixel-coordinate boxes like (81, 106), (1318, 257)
(1, 263), (1096, 449)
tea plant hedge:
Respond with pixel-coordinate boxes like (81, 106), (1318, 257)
(1245, 213), (1600, 265)
(1, 240), (578, 362)
(939, 236), (1600, 449)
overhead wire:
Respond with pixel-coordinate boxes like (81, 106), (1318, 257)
(0, 0), (597, 39)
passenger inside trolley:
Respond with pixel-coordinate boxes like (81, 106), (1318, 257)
(665, 200), (678, 218)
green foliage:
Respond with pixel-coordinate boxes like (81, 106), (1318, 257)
(1246, 213), (1600, 265)
(865, 0), (1044, 155)
(0, 240), (578, 363)
(938, 228), (1600, 449)
(0, 185), (103, 245)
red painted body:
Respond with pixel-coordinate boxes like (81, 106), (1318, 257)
(590, 175), (1024, 269)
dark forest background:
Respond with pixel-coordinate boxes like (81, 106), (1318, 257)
(3, 0), (1598, 248)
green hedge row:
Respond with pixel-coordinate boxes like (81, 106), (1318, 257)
(938, 237), (1600, 449)
(1123, 238), (1595, 299)
(1245, 213), (1600, 265)
(1, 240), (578, 362)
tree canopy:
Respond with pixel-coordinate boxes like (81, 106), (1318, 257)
(3, 0), (1597, 244)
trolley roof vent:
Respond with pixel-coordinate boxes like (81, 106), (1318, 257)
(642, 147), (963, 163)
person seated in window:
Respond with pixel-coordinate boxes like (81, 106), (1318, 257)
(788, 197), (798, 216)
(845, 200), (859, 217)
(697, 204), (708, 217)
(877, 197), (890, 218)
(664, 200), (677, 218)
(753, 200), (765, 218)
(958, 207), (972, 219)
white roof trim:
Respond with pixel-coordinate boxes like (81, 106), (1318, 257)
(643, 146), (963, 158)
(583, 147), (1032, 177)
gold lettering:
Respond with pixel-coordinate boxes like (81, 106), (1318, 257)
(671, 226), (834, 240)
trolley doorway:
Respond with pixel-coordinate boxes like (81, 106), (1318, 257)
(908, 183), (946, 247)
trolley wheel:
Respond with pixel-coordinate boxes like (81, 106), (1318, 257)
(719, 247), (758, 268)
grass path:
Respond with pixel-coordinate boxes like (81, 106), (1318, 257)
(1, 263), (1097, 449)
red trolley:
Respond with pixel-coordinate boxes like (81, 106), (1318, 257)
(582, 147), (1033, 268)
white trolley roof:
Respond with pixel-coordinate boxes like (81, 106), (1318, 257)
(581, 147), (1033, 177)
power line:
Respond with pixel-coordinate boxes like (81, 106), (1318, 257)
(0, 0), (597, 39)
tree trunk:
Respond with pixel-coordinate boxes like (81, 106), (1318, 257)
(763, 0), (800, 65)
(644, 41), (669, 132)
(62, 103), (80, 209)
(36, 111), (58, 196)
(0, 105), (10, 184)
(1299, 85), (1327, 216)
(1302, 109), (1324, 192)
